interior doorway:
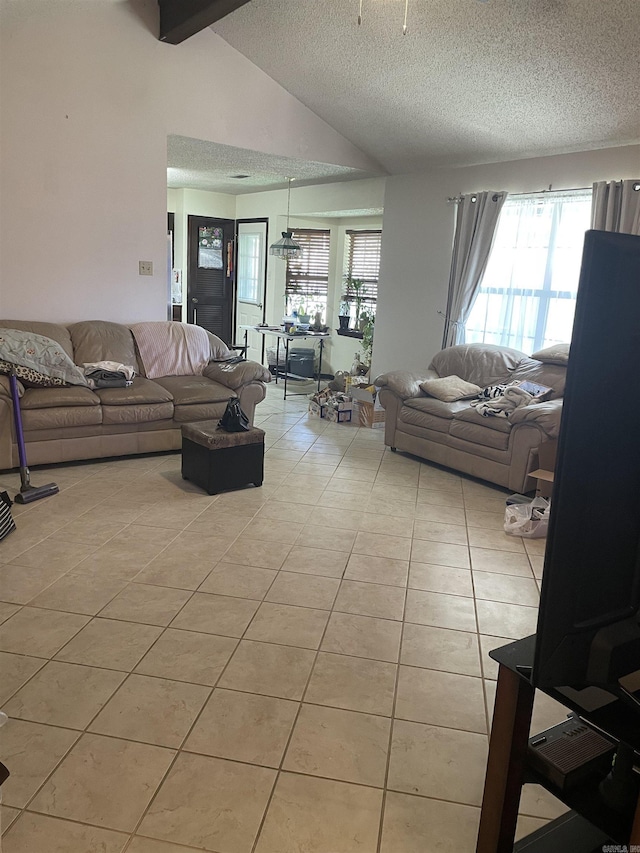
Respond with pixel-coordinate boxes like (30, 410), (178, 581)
(235, 219), (268, 363)
(187, 215), (235, 344)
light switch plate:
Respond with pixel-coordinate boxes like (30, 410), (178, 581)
(139, 261), (153, 276)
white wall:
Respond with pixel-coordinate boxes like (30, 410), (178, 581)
(373, 144), (640, 376)
(0, 0), (380, 322)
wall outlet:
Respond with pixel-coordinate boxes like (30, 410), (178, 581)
(139, 261), (153, 276)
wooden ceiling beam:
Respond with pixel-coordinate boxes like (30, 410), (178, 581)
(158, 0), (252, 44)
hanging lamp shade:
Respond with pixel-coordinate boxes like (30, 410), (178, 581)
(270, 231), (301, 259)
(270, 178), (301, 259)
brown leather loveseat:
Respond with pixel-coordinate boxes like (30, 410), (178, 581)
(375, 343), (566, 492)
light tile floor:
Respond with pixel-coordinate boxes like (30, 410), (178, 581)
(0, 383), (568, 852)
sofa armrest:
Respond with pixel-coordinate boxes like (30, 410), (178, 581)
(374, 369), (438, 401)
(509, 398), (563, 438)
(202, 360), (271, 390)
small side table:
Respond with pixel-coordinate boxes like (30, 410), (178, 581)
(240, 327), (330, 399)
(181, 421), (264, 495)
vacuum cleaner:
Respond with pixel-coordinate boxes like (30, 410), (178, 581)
(8, 368), (59, 504)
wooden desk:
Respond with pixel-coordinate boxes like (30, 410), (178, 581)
(477, 635), (640, 852)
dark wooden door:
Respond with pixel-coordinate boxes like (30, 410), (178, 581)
(187, 215), (235, 344)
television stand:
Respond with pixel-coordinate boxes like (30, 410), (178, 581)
(476, 635), (640, 852)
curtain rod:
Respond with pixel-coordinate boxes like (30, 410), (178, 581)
(447, 185), (592, 204)
(509, 185), (591, 197)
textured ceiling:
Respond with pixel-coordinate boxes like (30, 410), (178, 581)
(167, 136), (379, 195)
(213, 0), (640, 173)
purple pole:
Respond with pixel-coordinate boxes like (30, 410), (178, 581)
(9, 371), (28, 469)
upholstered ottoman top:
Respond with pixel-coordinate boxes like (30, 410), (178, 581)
(181, 420), (265, 449)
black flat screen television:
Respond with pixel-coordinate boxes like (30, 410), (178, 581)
(532, 229), (640, 712)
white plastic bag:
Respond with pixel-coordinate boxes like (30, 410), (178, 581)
(504, 497), (550, 538)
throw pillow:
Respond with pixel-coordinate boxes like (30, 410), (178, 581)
(420, 375), (482, 402)
(0, 359), (67, 388)
(0, 328), (88, 386)
(530, 343), (570, 365)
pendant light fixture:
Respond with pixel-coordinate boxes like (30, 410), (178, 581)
(269, 177), (301, 259)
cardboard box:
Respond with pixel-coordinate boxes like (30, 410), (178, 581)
(308, 397), (353, 422)
(529, 439), (557, 498)
(350, 385), (385, 427)
(349, 385), (383, 409)
(538, 439), (558, 472)
(324, 408), (352, 423)
(528, 468), (554, 499)
(354, 400), (385, 428)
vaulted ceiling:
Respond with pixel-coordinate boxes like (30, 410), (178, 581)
(163, 0), (640, 190)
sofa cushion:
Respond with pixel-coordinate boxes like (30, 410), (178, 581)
(96, 377), (174, 425)
(154, 375), (235, 406)
(172, 401), (231, 424)
(22, 405), (103, 431)
(401, 398), (471, 433)
(509, 358), (566, 399)
(154, 376), (236, 424)
(69, 321), (140, 372)
(420, 375), (482, 402)
(205, 331), (233, 360)
(449, 415), (512, 451)
(95, 377), (173, 406)
(0, 321), (75, 360)
(453, 406), (513, 433)
(530, 343), (570, 365)
(404, 397), (471, 419)
(20, 386), (100, 409)
(430, 344), (526, 388)
(101, 402), (174, 425)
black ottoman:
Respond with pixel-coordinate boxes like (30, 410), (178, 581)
(181, 420), (265, 495)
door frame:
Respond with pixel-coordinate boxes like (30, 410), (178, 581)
(235, 217), (269, 362)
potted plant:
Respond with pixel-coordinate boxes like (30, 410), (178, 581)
(310, 302), (326, 331)
(338, 299), (351, 332)
(297, 302), (310, 324)
(359, 309), (372, 333)
(343, 275), (366, 329)
(361, 313), (375, 368)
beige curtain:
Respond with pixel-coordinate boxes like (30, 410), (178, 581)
(591, 180), (640, 235)
(442, 191), (507, 348)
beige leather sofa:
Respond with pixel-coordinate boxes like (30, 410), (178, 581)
(0, 320), (270, 470)
(375, 343), (565, 492)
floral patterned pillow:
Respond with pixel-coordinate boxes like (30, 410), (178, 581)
(0, 359), (67, 387)
(0, 328), (87, 386)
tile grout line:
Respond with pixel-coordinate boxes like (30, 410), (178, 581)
(375, 575), (408, 853)
(1, 392), (550, 848)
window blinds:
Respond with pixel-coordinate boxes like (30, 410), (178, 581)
(285, 229), (330, 306)
(345, 230), (381, 304)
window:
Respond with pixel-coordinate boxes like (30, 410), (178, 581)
(466, 190), (592, 353)
(237, 225), (266, 304)
(285, 229), (330, 319)
(344, 230), (381, 320)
